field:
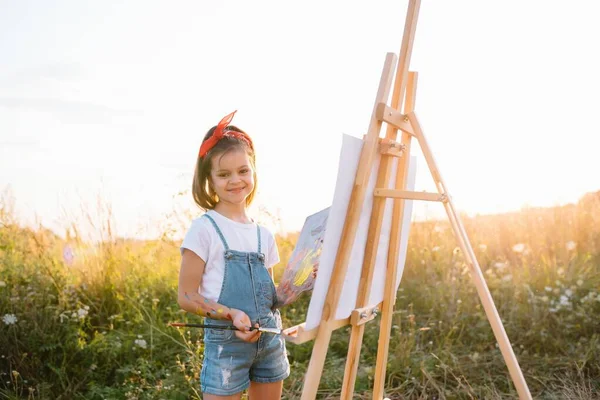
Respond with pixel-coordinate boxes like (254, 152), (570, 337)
(1, 192), (599, 399)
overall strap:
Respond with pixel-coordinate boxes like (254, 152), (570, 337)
(203, 214), (230, 251)
(256, 225), (262, 254)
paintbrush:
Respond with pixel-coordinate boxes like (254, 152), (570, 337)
(168, 322), (282, 334)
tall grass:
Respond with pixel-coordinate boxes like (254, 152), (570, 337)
(1, 192), (599, 399)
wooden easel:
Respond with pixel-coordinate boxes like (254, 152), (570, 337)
(282, 1), (533, 399)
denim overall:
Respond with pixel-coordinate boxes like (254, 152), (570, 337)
(200, 214), (289, 396)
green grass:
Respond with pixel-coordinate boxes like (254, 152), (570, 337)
(0, 192), (599, 399)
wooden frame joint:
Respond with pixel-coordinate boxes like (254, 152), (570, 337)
(378, 138), (405, 157)
(350, 303), (382, 326)
(375, 103), (415, 136)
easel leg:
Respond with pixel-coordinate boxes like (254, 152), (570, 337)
(372, 70), (418, 400)
(300, 325), (334, 400)
(407, 112), (533, 400)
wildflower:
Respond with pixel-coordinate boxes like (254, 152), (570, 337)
(565, 241), (576, 251)
(502, 274), (513, 282)
(512, 243), (525, 253)
(0, 281), (5, 287)
(540, 296), (549, 302)
(479, 244), (487, 251)
(494, 262), (507, 270)
(559, 295), (570, 306)
(452, 247), (461, 256)
(2, 314), (17, 325)
(90, 364), (97, 371)
(134, 339), (147, 349)
(77, 308), (88, 319)
(557, 268), (565, 276)
(565, 289), (573, 297)
(545, 286), (552, 292)
(152, 298), (160, 305)
(577, 279), (584, 286)
(431, 246), (440, 252)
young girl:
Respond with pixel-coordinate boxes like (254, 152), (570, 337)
(178, 111), (289, 400)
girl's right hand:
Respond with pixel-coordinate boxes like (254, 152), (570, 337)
(230, 309), (261, 343)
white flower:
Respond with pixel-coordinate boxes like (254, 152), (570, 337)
(544, 286), (552, 292)
(502, 274), (513, 282)
(134, 339), (147, 349)
(0, 281), (6, 287)
(84, 305), (89, 311)
(431, 246), (440, 252)
(565, 289), (573, 297)
(577, 279), (584, 286)
(512, 243), (525, 253)
(559, 295), (570, 306)
(557, 268), (565, 276)
(494, 262), (507, 270)
(77, 308), (88, 319)
(565, 241), (576, 251)
(2, 314), (17, 325)
(479, 244), (487, 251)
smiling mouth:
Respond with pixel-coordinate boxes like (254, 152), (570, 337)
(228, 187), (245, 192)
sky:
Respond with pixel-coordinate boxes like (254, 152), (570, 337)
(1, 0), (599, 241)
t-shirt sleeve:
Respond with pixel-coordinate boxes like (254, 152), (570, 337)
(180, 219), (210, 262)
(266, 230), (280, 269)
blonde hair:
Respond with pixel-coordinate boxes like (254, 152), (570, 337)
(192, 125), (257, 211)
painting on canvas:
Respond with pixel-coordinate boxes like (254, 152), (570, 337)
(276, 207), (329, 308)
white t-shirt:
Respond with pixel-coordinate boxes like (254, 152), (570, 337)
(180, 210), (280, 302)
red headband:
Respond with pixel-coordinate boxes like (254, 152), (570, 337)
(198, 110), (254, 158)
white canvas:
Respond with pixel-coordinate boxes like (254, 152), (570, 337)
(305, 134), (417, 330)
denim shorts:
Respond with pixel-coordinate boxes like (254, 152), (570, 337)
(201, 326), (290, 396)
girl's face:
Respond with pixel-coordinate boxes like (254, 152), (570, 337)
(209, 148), (255, 206)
